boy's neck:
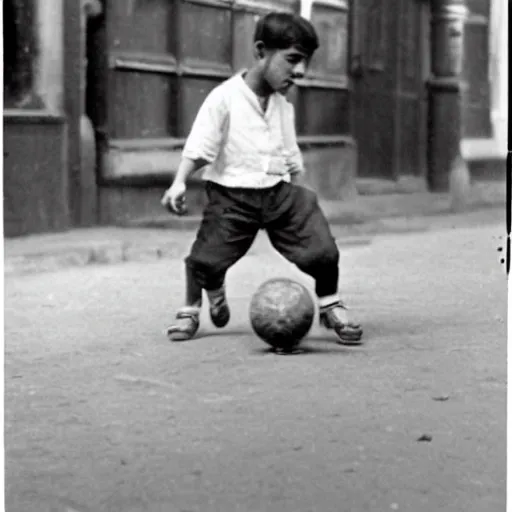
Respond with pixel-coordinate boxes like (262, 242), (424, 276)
(243, 67), (273, 98)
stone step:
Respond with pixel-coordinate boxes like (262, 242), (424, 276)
(462, 137), (507, 181)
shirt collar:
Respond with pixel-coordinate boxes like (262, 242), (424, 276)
(235, 70), (276, 118)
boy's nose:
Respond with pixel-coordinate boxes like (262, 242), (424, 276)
(292, 61), (306, 78)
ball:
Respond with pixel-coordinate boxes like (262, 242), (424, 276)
(249, 278), (315, 353)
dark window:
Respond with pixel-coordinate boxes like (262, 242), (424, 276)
(3, 0), (44, 109)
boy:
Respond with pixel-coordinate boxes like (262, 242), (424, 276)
(161, 12), (363, 345)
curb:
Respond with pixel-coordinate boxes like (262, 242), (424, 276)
(5, 200), (505, 277)
(4, 234), (376, 278)
(118, 201), (505, 231)
(4, 239), (190, 277)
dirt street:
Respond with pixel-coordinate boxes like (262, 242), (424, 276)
(5, 218), (507, 512)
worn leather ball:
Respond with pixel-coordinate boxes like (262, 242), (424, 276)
(249, 278), (315, 352)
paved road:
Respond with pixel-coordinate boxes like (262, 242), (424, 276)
(5, 219), (507, 512)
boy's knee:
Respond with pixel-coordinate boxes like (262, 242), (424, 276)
(186, 256), (226, 286)
(315, 239), (339, 266)
(187, 254), (221, 273)
(325, 241), (340, 264)
(296, 238), (339, 270)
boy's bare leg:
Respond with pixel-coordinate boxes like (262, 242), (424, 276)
(167, 263), (203, 341)
(303, 264), (363, 345)
(167, 183), (259, 341)
(205, 283), (230, 328)
(167, 265), (231, 341)
(265, 183), (363, 345)
(312, 264), (363, 345)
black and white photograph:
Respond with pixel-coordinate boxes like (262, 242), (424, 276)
(3, 0), (508, 511)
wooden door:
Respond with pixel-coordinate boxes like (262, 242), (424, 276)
(93, 0), (235, 184)
(394, 0), (429, 177)
(350, 0), (427, 179)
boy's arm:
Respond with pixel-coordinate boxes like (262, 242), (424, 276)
(163, 156), (210, 214)
(162, 88), (227, 212)
(172, 156), (209, 187)
(181, 87), (229, 168)
(173, 87), (227, 186)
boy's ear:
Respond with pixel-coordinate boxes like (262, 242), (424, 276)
(253, 40), (267, 60)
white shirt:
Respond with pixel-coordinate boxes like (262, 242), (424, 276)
(182, 72), (304, 189)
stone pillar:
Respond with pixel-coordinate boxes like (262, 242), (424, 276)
(426, 0), (469, 197)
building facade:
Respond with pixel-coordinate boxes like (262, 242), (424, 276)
(4, 0), (68, 236)
(3, 0), (504, 237)
(461, 0), (507, 171)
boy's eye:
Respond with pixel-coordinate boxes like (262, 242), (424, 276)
(287, 56), (303, 64)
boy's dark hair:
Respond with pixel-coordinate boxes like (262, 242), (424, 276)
(254, 12), (319, 57)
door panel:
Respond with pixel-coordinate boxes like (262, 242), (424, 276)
(108, 71), (177, 139)
(107, 0), (174, 54)
(351, 0), (398, 179)
(395, 0), (428, 177)
(351, 0), (426, 180)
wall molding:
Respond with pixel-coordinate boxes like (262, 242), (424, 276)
(3, 110), (65, 124)
(103, 135), (355, 181)
(233, 0), (297, 13)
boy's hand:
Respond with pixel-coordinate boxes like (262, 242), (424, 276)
(161, 181), (187, 215)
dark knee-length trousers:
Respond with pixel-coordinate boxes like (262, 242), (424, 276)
(184, 181), (340, 305)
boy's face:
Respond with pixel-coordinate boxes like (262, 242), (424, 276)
(256, 44), (310, 95)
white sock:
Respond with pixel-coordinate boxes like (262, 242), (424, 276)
(318, 294), (339, 310)
(206, 285), (225, 306)
(180, 305), (201, 315)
